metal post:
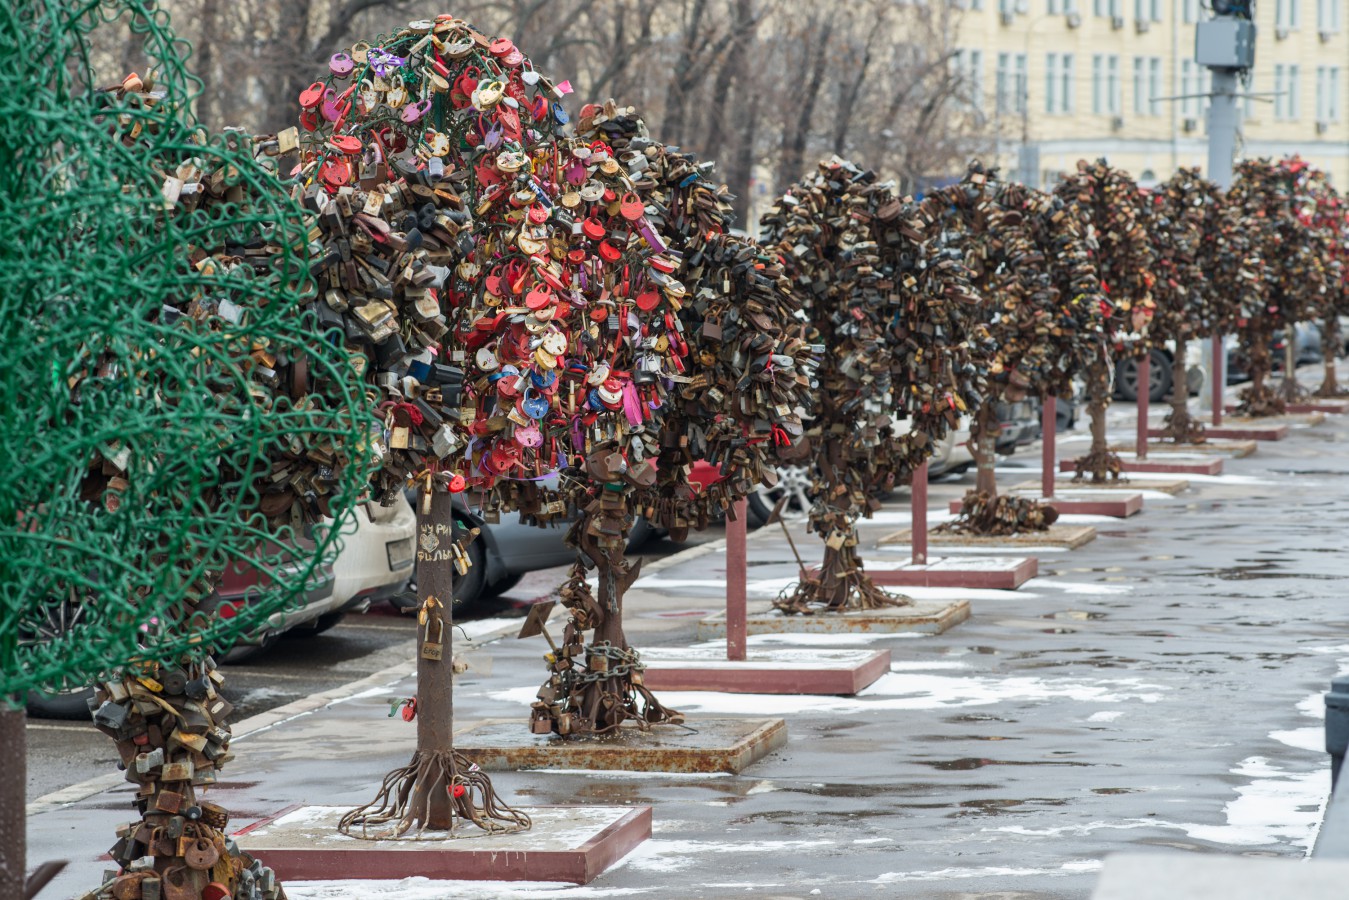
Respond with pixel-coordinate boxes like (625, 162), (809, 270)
(1206, 63), (1239, 427)
(417, 492), (455, 758)
(1213, 332), (1225, 425)
(0, 706), (24, 900)
(726, 497), (747, 662)
(912, 461), (928, 566)
(1327, 675), (1349, 789)
(1137, 358), (1150, 460)
(1041, 397), (1056, 499)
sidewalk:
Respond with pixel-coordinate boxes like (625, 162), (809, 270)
(29, 390), (1349, 899)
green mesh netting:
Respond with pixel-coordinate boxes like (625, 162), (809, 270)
(0, 0), (376, 700)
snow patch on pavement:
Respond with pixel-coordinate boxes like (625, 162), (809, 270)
(287, 880), (648, 898)
(869, 859), (1103, 882)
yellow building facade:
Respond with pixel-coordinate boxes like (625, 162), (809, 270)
(954, 0), (1349, 187)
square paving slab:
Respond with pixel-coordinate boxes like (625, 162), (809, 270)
(1012, 478), (1189, 495)
(236, 804), (649, 885)
(639, 646), (891, 694)
(455, 717), (786, 774)
(879, 524), (1097, 550)
(951, 490), (1142, 518)
(696, 599), (971, 640)
(862, 555), (1038, 589)
(1123, 439), (1257, 458)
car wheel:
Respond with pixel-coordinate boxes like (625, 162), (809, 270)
(27, 686), (95, 720)
(746, 464), (814, 529)
(626, 516), (657, 550)
(450, 517), (488, 614)
(482, 572), (524, 601)
(1116, 352), (1171, 403)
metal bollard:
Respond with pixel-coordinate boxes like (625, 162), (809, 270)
(1325, 675), (1349, 788)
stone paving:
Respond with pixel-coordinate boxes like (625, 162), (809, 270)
(27, 395), (1349, 898)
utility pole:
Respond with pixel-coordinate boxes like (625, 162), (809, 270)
(1195, 0), (1256, 421)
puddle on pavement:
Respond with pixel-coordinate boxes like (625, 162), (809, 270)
(915, 734), (1015, 742)
(915, 757), (1094, 771)
(944, 713), (1017, 724)
(1092, 787), (1142, 795)
(1041, 610), (1108, 621)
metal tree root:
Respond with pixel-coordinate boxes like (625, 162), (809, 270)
(337, 749), (530, 840)
(1072, 447), (1124, 483)
(1316, 318), (1349, 396)
(530, 501), (684, 737)
(1236, 330), (1285, 417)
(936, 490), (1059, 536)
(1159, 408), (1207, 444)
(775, 502), (909, 614)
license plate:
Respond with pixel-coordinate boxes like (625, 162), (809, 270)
(386, 537), (414, 571)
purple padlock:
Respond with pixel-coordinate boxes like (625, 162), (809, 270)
(320, 87), (344, 123)
(482, 121), (504, 150)
(401, 98), (432, 124)
(329, 52), (355, 77)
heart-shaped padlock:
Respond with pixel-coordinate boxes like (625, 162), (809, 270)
(329, 52), (355, 76)
(521, 390), (550, 419)
(475, 345), (501, 372)
(515, 424), (543, 448)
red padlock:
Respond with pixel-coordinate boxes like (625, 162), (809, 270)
(448, 474), (467, 493)
(202, 884), (232, 900)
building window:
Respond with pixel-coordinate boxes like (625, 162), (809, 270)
(1183, 0), (1201, 22)
(1094, 54), (1120, 115)
(1317, 0), (1341, 31)
(1316, 66), (1341, 121)
(954, 49), (985, 107)
(996, 52), (1029, 114)
(1148, 57), (1162, 115)
(1046, 52), (1075, 114)
(1180, 59), (1209, 119)
(1131, 56), (1163, 116)
(1096, 0), (1123, 15)
(1275, 64), (1302, 118)
(1276, 0), (1300, 30)
(1150, 0), (1161, 19)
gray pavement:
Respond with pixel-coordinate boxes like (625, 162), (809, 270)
(26, 379), (1349, 899)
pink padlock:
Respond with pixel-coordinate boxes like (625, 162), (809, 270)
(515, 424), (543, 448)
(329, 52), (355, 77)
(401, 98), (433, 124)
(321, 87), (349, 123)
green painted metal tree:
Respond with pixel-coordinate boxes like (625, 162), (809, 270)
(2, 3), (375, 899)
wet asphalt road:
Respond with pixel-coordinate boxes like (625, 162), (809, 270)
(23, 532), (716, 803)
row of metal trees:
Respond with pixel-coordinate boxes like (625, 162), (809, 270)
(7, 5), (1347, 900)
(765, 154), (1347, 616)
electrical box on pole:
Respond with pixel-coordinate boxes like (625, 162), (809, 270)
(1195, 18), (1256, 69)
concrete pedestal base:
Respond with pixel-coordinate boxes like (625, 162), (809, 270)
(1013, 478), (1188, 495)
(879, 524), (1097, 550)
(456, 717), (786, 774)
(1091, 852), (1349, 900)
(1068, 455), (1223, 475)
(640, 646), (891, 694)
(863, 555), (1038, 589)
(1286, 400), (1349, 414)
(951, 490), (1141, 518)
(235, 805), (649, 885)
(1153, 423), (1289, 441)
(697, 600), (970, 640)
(1128, 439), (1257, 458)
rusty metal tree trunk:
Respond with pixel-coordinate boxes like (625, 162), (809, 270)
(1161, 335), (1204, 443)
(970, 403), (998, 497)
(1318, 316), (1345, 397)
(1072, 356), (1122, 482)
(410, 490), (455, 829)
(1240, 323), (1285, 416)
(0, 705), (24, 900)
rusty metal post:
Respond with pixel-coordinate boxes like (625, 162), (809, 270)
(912, 460), (928, 566)
(726, 497), (747, 662)
(417, 492), (455, 755)
(1041, 397), (1056, 499)
(1213, 332), (1225, 426)
(1136, 356), (1150, 460)
(0, 705), (25, 900)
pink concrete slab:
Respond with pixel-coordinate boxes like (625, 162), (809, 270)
(865, 555), (1038, 589)
(236, 804), (650, 885)
(640, 647), (891, 695)
(1061, 457), (1223, 476)
(951, 492), (1142, 518)
(1201, 424), (1290, 441)
(1225, 401), (1348, 414)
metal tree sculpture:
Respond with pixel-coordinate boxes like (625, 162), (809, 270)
(1229, 158), (1330, 416)
(1289, 163), (1348, 398)
(293, 16), (549, 838)
(918, 164), (1105, 533)
(524, 102), (817, 730)
(1053, 159), (1155, 482)
(3, 4), (375, 900)
(760, 158), (982, 613)
(1138, 170), (1218, 443)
